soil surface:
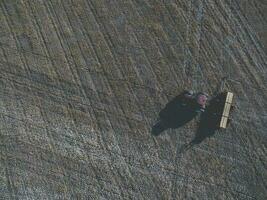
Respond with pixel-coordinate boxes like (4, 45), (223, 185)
(0, 0), (266, 199)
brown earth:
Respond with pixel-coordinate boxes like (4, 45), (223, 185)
(0, 0), (266, 199)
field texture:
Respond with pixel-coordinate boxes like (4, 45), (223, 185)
(0, 0), (266, 199)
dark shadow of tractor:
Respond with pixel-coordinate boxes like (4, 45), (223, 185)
(151, 91), (201, 136)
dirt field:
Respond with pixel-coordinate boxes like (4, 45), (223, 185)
(0, 0), (266, 199)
